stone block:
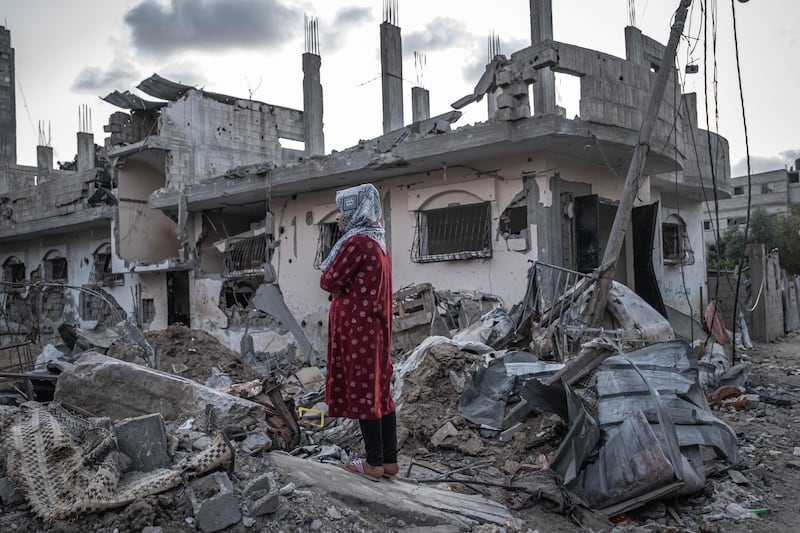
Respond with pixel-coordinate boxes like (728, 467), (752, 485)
(243, 473), (280, 516)
(0, 477), (24, 506)
(114, 413), (170, 471)
(186, 471), (241, 533)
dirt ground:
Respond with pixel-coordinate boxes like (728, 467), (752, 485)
(1, 330), (800, 532)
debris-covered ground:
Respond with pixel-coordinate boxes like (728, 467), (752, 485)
(2, 317), (800, 532)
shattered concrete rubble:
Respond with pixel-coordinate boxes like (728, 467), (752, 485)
(0, 267), (799, 532)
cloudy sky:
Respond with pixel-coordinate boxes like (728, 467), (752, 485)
(1, 0), (797, 176)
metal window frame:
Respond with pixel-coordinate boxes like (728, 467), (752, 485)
(662, 220), (695, 266)
(223, 234), (267, 279)
(411, 202), (493, 263)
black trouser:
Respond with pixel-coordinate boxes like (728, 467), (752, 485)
(358, 411), (398, 467)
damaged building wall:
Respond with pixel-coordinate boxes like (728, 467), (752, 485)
(268, 153), (674, 324)
(117, 160), (181, 263)
(1, 232), (131, 341)
(135, 272), (169, 331)
(652, 193), (707, 318)
(158, 91), (300, 188)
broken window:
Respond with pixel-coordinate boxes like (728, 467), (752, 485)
(411, 202), (492, 263)
(313, 222), (344, 269)
(2, 256), (25, 292)
(733, 186), (744, 196)
(43, 251), (68, 282)
(761, 183), (773, 194)
(90, 243), (124, 287)
(223, 235), (267, 278)
(703, 220), (711, 231)
(80, 289), (125, 326)
(662, 215), (695, 266)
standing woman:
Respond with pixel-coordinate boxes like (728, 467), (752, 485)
(319, 183), (398, 481)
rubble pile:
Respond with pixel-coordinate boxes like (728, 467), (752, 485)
(2, 268), (800, 532)
(145, 324), (259, 384)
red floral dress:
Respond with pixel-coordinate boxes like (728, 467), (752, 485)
(320, 234), (395, 420)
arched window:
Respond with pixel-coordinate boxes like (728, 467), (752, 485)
(2, 256), (25, 292)
(410, 190), (493, 263)
(43, 250), (68, 282)
(91, 243), (123, 286)
(662, 214), (695, 266)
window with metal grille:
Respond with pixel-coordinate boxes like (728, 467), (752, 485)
(314, 222), (344, 269)
(141, 298), (155, 325)
(223, 235), (267, 278)
(411, 202), (492, 263)
(662, 215), (695, 265)
(44, 257), (68, 282)
(89, 244), (124, 287)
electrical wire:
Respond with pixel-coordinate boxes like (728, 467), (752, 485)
(729, 0), (753, 364)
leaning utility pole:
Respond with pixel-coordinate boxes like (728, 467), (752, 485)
(586, 0), (693, 327)
(548, 0), (693, 386)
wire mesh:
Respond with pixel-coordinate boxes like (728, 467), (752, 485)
(411, 203), (492, 263)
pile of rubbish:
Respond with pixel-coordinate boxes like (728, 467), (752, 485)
(0, 261), (786, 531)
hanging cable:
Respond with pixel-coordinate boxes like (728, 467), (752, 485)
(730, 0), (753, 364)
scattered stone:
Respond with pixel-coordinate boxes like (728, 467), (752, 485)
(141, 527), (163, 533)
(430, 421), (458, 448)
(243, 473), (280, 516)
(113, 413), (170, 471)
(310, 518), (323, 530)
(185, 472), (241, 533)
(793, 447), (800, 456)
(193, 436), (214, 451)
(728, 470), (749, 485)
(327, 507), (343, 520)
(498, 422), (524, 442)
(240, 432), (272, 455)
(279, 482), (296, 496)
(242, 516), (256, 528)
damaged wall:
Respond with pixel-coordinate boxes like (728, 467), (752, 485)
(159, 91), (301, 188)
(652, 192), (707, 319)
(269, 153), (669, 324)
(0, 232), (132, 341)
(117, 160), (180, 263)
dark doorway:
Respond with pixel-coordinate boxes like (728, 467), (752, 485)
(574, 195), (599, 273)
(167, 271), (191, 327)
(632, 202), (668, 317)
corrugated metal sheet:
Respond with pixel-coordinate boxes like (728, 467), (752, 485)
(137, 73), (237, 105)
(101, 90), (165, 110)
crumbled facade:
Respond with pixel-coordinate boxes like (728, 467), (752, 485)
(1, 1), (732, 358)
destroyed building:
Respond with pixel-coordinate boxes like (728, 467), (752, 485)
(2, 2), (730, 358)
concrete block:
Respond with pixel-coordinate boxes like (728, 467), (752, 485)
(114, 413), (170, 471)
(243, 473), (280, 516)
(186, 471), (241, 533)
(0, 477), (24, 506)
(431, 421), (459, 448)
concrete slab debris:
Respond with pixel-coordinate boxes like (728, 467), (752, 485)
(266, 451), (515, 527)
(186, 471), (241, 533)
(113, 413), (170, 471)
(54, 352), (269, 434)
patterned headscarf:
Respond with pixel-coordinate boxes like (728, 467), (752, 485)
(320, 183), (386, 272)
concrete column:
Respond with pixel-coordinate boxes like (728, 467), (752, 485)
(487, 89), (498, 119)
(36, 145), (53, 177)
(380, 22), (404, 133)
(530, 0), (556, 115)
(682, 92), (698, 129)
(302, 52), (325, 156)
(411, 87), (429, 122)
(77, 132), (94, 172)
(624, 26), (644, 65)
